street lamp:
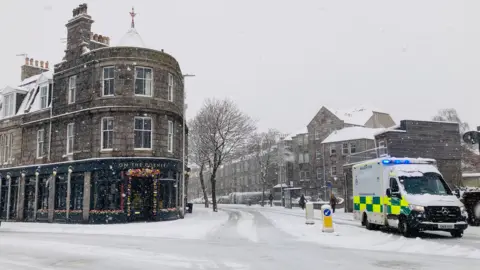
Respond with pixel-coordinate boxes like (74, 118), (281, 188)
(34, 168), (40, 220)
(181, 74), (195, 216)
(67, 166), (73, 221)
(463, 130), (480, 148)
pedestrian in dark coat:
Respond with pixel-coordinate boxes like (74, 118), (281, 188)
(269, 193), (274, 207)
(299, 194), (306, 210)
(330, 193), (337, 213)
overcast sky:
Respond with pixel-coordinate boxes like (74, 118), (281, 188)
(0, 0), (477, 134)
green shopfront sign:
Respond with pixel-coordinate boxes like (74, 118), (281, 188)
(0, 158), (181, 177)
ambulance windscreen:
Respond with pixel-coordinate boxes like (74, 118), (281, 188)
(399, 173), (452, 195)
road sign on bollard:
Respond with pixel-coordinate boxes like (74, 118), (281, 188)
(305, 202), (315, 225)
(321, 204), (334, 233)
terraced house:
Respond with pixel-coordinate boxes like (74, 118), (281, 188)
(0, 4), (186, 224)
(287, 107), (396, 197)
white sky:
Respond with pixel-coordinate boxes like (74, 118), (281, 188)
(0, 0), (478, 134)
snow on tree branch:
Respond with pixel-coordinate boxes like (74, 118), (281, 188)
(191, 98), (256, 211)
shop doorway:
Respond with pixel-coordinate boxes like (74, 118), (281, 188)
(24, 181), (36, 221)
(131, 177), (154, 221)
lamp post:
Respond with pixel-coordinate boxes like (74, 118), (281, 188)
(34, 168), (40, 221)
(6, 173), (11, 221)
(66, 166), (73, 221)
(181, 74), (195, 216)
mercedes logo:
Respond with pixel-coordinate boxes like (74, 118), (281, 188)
(441, 207), (449, 215)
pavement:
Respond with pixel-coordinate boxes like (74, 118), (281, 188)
(1, 206), (479, 269)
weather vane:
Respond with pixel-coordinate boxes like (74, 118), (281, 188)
(129, 7), (137, 28)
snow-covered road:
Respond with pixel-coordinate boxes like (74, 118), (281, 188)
(238, 204), (480, 251)
(1, 206), (479, 269)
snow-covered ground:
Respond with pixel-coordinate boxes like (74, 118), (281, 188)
(227, 204), (480, 250)
(1, 205), (480, 269)
(255, 206), (480, 259)
(1, 207), (227, 240)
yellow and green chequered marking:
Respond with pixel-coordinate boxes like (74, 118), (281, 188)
(354, 195), (410, 215)
(353, 196), (383, 213)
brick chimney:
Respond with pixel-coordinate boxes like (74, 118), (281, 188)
(21, 57), (49, 81)
(64, 3), (94, 61)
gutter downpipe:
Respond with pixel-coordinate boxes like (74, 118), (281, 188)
(322, 144), (326, 201)
(48, 79), (53, 161)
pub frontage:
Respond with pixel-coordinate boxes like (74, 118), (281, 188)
(0, 158), (182, 224)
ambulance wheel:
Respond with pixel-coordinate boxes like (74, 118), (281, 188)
(450, 230), (463, 238)
(399, 216), (416, 237)
(363, 213), (376, 230)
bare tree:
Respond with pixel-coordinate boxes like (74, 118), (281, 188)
(193, 98), (256, 212)
(432, 108), (470, 134)
(248, 129), (281, 206)
(432, 108), (480, 171)
(188, 119), (210, 208)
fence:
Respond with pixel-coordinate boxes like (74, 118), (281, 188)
(345, 146), (387, 164)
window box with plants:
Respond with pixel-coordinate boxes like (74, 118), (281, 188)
(36, 209), (49, 222)
(89, 210), (127, 224)
(53, 210), (83, 223)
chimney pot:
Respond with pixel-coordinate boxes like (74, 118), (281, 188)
(35, 60), (39, 67)
(40, 61), (44, 68)
(93, 34), (98, 41)
(45, 61), (49, 69)
(25, 57), (29, 65)
(29, 59), (33, 65)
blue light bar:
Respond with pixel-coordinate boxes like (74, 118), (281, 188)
(382, 159), (411, 165)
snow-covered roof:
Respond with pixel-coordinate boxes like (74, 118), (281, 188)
(374, 124), (407, 136)
(117, 28), (146, 48)
(321, 127), (383, 144)
(0, 85), (28, 95)
(284, 127), (308, 141)
(0, 71), (53, 119)
(326, 106), (385, 126)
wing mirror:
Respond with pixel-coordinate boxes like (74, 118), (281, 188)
(386, 188), (391, 197)
(454, 188), (461, 198)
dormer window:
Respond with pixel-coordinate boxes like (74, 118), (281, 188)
(3, 93), (15, 117)
(40, 84), (49, 109)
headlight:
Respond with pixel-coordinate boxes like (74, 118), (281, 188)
(409, 204), (425, 212)
(461, 206), (468, 217)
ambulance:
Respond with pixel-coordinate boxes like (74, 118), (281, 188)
(351, 157), (468, 237)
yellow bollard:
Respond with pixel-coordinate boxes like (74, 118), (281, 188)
(321, 204), (334, 233)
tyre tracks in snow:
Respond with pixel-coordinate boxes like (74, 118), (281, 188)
(222, 205), (480, 251)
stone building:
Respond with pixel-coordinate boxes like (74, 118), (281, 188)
(0, 4), (186, 224)
(187, 134), (292, 201)
(318, 126), (381, 200)
(374, 120), (462, 187)
(290, 106), (396, 197)
(341, 120), (462, 212)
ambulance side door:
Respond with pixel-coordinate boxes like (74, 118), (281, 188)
(386, 177), (401, 227)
